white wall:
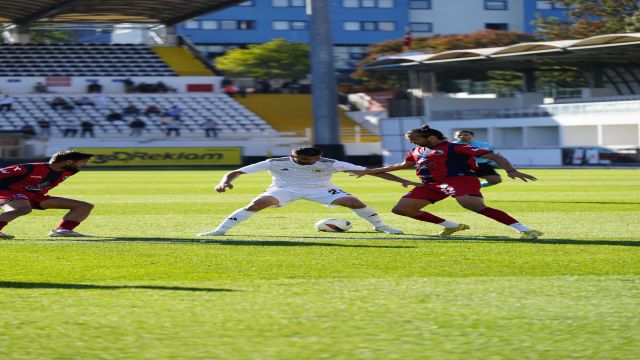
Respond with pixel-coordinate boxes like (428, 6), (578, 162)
(410, 0), (524, 35)
(0, 76), (224, 94)
(429, 92), (545, 111)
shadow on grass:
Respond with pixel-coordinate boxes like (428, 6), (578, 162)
(0, 281), (235, 292)
(73, 237), (415, 249)
(398, 235), (640, 247)
(493, 200), (640, 205)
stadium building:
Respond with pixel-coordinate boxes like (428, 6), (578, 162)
(362, 33), (640, 166)
(176, 0), (569, 72)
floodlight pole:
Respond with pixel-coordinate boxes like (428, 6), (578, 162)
(307, 0), (344, 160)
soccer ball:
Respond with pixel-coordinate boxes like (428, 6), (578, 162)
(314, 218), (352, 232)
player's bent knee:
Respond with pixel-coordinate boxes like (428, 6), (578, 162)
(391, 206), (412, 217)
(75, 202), (94, 212)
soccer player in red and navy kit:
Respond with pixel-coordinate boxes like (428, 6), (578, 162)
(351, 125), (542, 239)
(0, 150), (95, 239)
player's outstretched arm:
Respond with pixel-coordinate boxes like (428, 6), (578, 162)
(349, 161), (415, 178)
(215, 170), (246, 192)
(480, 153), (537, 182)
(370, 173), (422, 188)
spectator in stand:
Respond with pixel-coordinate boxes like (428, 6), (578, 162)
(129, 118), (146, 137)
(106, 111), (124, 123)
(80, 119), (95, 138)
(73, 96), (95, 107)
(289, 79), (301, 94)
(36, 118), (51, 137)
(62, 118), (79, 138)
(156, 81), (169, 93)
(20, 124), (37, 137)
(33, 82), (48, 93)
(50, 97), (69, 110)
(87, 81), (102, 93)
(123, 104), (140, 116)
(165, 105), (182, 120)
(0, 94), (15, 112)
(257, 80), (271, 93)
(160, 114), (173, 127)
(202, 118), (220, 138)
(144, 104), (161, 116)
(223, 84), (239, 97)
(165, 119), (181, 137)
(62, 102), (75, 112)
(137, 82), (152, 93)
(123, 78), (136, 93)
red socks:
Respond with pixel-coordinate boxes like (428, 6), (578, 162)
(0, 221), (7, 230)
(56, 220), (81, 231)
(413, 212), (445, 224)
(477, 207), (518, 225)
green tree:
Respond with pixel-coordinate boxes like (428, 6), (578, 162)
(533, 0), (640, 40)
(353, 30), (538, 90)
(29, 24), (78, 44)
(215, 38), (309, 80)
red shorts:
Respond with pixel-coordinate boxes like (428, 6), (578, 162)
(403, 176), (482, 203)
(0, 190), (53, 210)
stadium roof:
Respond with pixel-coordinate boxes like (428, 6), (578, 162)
(367, 33), (640, 71)
(0, 0), (244, 26)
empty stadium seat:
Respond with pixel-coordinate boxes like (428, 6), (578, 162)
(0, 44), (175, 77)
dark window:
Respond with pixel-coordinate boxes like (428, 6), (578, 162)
(485, 23), (508, 30)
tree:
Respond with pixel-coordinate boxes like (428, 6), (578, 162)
(533, 0), (640, 40)
(352, 30), (538, 90)
(29, 24), (79, 44)
(215, 38), (310, 80)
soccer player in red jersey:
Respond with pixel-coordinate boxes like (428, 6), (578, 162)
(0, 150), (95, 239)
(350, 125), (542, 239)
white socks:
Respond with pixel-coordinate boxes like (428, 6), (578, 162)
(510, 222), (533, 232)
(439, 220), (460, 228)
(351, 206), (384, 227)
(215, 209), (255, 231)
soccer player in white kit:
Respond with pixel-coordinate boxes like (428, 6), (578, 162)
(198, 147), (420, 236)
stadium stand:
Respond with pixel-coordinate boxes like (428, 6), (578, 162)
(235, 94), (380, 142)
(3, 94), (277, 138)
(152, 46), (214, 76)
(0, 43), (175, 77)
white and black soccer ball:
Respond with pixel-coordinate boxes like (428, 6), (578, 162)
(314, 218), (352, 232)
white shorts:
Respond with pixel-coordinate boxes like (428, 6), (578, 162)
(253, 187), (352, 207)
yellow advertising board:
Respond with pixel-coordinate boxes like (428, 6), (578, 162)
(74, 147), (242, 167)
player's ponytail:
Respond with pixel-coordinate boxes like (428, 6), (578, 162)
(406, 125), (445, 140)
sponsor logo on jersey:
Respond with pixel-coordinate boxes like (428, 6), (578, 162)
(30, 176), (43, 179)
(312, 168), (323, 173)
(280, 168), (289, 171)
(24, 181), (51, 191)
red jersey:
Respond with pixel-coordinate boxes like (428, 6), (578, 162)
(405, 141), (491, 183)
(0, 163), (77, 195)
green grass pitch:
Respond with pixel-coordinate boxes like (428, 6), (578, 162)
(1, 169), (639, 359)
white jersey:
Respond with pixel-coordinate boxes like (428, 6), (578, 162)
(237, 157), (366, 189)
